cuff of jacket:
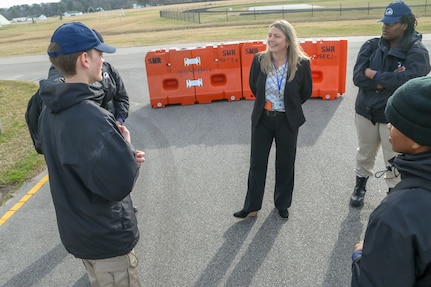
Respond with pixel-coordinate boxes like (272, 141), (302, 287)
(352, 249), (362, 262)
(116, 117), (124, 124)
(372, 71), (379, 81)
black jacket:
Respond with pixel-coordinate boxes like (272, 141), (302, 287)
(249, 54), (312, 129)
(352, 152), (431, 286)
(353, 31), (430, 123)
(96, 62), (129, 123)
(38, 80), (140, 260)
(48, 62), (129, 123)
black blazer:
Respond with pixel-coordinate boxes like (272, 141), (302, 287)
(249, 54), (312, 129)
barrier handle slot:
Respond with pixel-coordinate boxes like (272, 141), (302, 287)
(184, 56), (201, 66)
(186, 78), (203, 88)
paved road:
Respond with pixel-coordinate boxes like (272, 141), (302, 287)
(1, 35), (430, 287)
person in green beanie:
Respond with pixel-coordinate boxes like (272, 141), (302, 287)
(351, 76), (431, 286)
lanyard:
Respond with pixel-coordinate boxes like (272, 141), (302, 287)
(273, 58), (288, 93)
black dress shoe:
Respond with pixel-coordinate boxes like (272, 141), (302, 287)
(233, 209), (258, 218)
(278, 209), (289, 219)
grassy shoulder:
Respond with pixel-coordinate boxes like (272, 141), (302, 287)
(0, 80), (47, 204)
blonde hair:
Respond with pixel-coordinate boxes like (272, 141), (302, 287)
(259, 20), (309, 82)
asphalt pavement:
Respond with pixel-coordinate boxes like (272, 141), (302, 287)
(1, 35), (430, 287)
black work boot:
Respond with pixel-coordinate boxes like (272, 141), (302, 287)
(350, 176), (368, 207)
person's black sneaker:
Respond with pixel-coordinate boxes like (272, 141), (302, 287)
(133, 206), (138, 213)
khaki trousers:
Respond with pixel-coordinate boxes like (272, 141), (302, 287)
(82, 249), (141, 287)
(355, 113), (400, 188)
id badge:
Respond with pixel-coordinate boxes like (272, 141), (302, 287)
(273, 99), (284, 110)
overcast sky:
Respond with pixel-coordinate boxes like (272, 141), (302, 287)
(1, 0), (60, 9)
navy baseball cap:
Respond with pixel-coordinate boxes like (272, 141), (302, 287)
(48, 22), (116, 57)
(378, 1), (412, 24)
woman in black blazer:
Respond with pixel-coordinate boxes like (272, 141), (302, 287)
(234, 20), (312, 219)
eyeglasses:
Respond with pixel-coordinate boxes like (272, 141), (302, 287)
(382, 22), (401, 27)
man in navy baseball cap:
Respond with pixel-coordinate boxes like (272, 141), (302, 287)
(48, 22), (116, 57)
(378, 1), (412, 24)
(38, 21), (144, 287)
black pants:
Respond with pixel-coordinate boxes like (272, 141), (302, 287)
(243, 112), (299, 212)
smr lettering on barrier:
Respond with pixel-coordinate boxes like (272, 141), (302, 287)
(321, 46), (335, 53)
(147, 57), (161, 64)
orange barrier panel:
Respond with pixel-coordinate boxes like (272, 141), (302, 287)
(193, 42), (242, 104)
(240, 41), (267, 100)
(145, 39), (348, 108)
(145, 48), (196, 108)
(337, 40), (348, 95)
(239, 39), (347, 101)
(301, 39), (348, 100)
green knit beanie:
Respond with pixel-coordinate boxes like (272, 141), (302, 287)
(385, 76), (431, 146)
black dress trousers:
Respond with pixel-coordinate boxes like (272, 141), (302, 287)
(243, 111), (299, 212)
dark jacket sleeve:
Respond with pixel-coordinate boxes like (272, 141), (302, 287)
(25, 88), (44, 154)
(353, 37), (379, 90)
(352, 203), (417, 287)
(351, 257), (361, 287)
(249, 54), (266, 127)
(299, 58), (312, 103)
(249, 54), (261, 97)
(105, 62), (129, 122)
(280, 58), (312, 129)
(374, 41), (431, 91)
(77, 108), (139, 202)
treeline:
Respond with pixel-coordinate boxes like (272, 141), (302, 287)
(0, 0), (211, 20)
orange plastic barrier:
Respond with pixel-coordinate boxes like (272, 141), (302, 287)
(145, 39), (348, 108)
(301, 39), (348, 100)
(146, 43), (243, 108)
(193, 43), (242, 104)
(240, 41), (267, 100)
(145, 48), (196, 108)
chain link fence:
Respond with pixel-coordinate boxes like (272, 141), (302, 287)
(160, 3), (431, 25)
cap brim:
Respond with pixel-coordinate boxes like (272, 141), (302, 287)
(94, 43), (116, 53)
(378, 16), (401, 24)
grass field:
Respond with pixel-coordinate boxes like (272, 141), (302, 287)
(1, 0), (431, 57)
(0, 80), (45, 203)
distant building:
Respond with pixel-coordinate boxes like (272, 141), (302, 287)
(63, 11), (83, 17)
(11, 15), (47, 22)
(11, 17), (28, 23)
